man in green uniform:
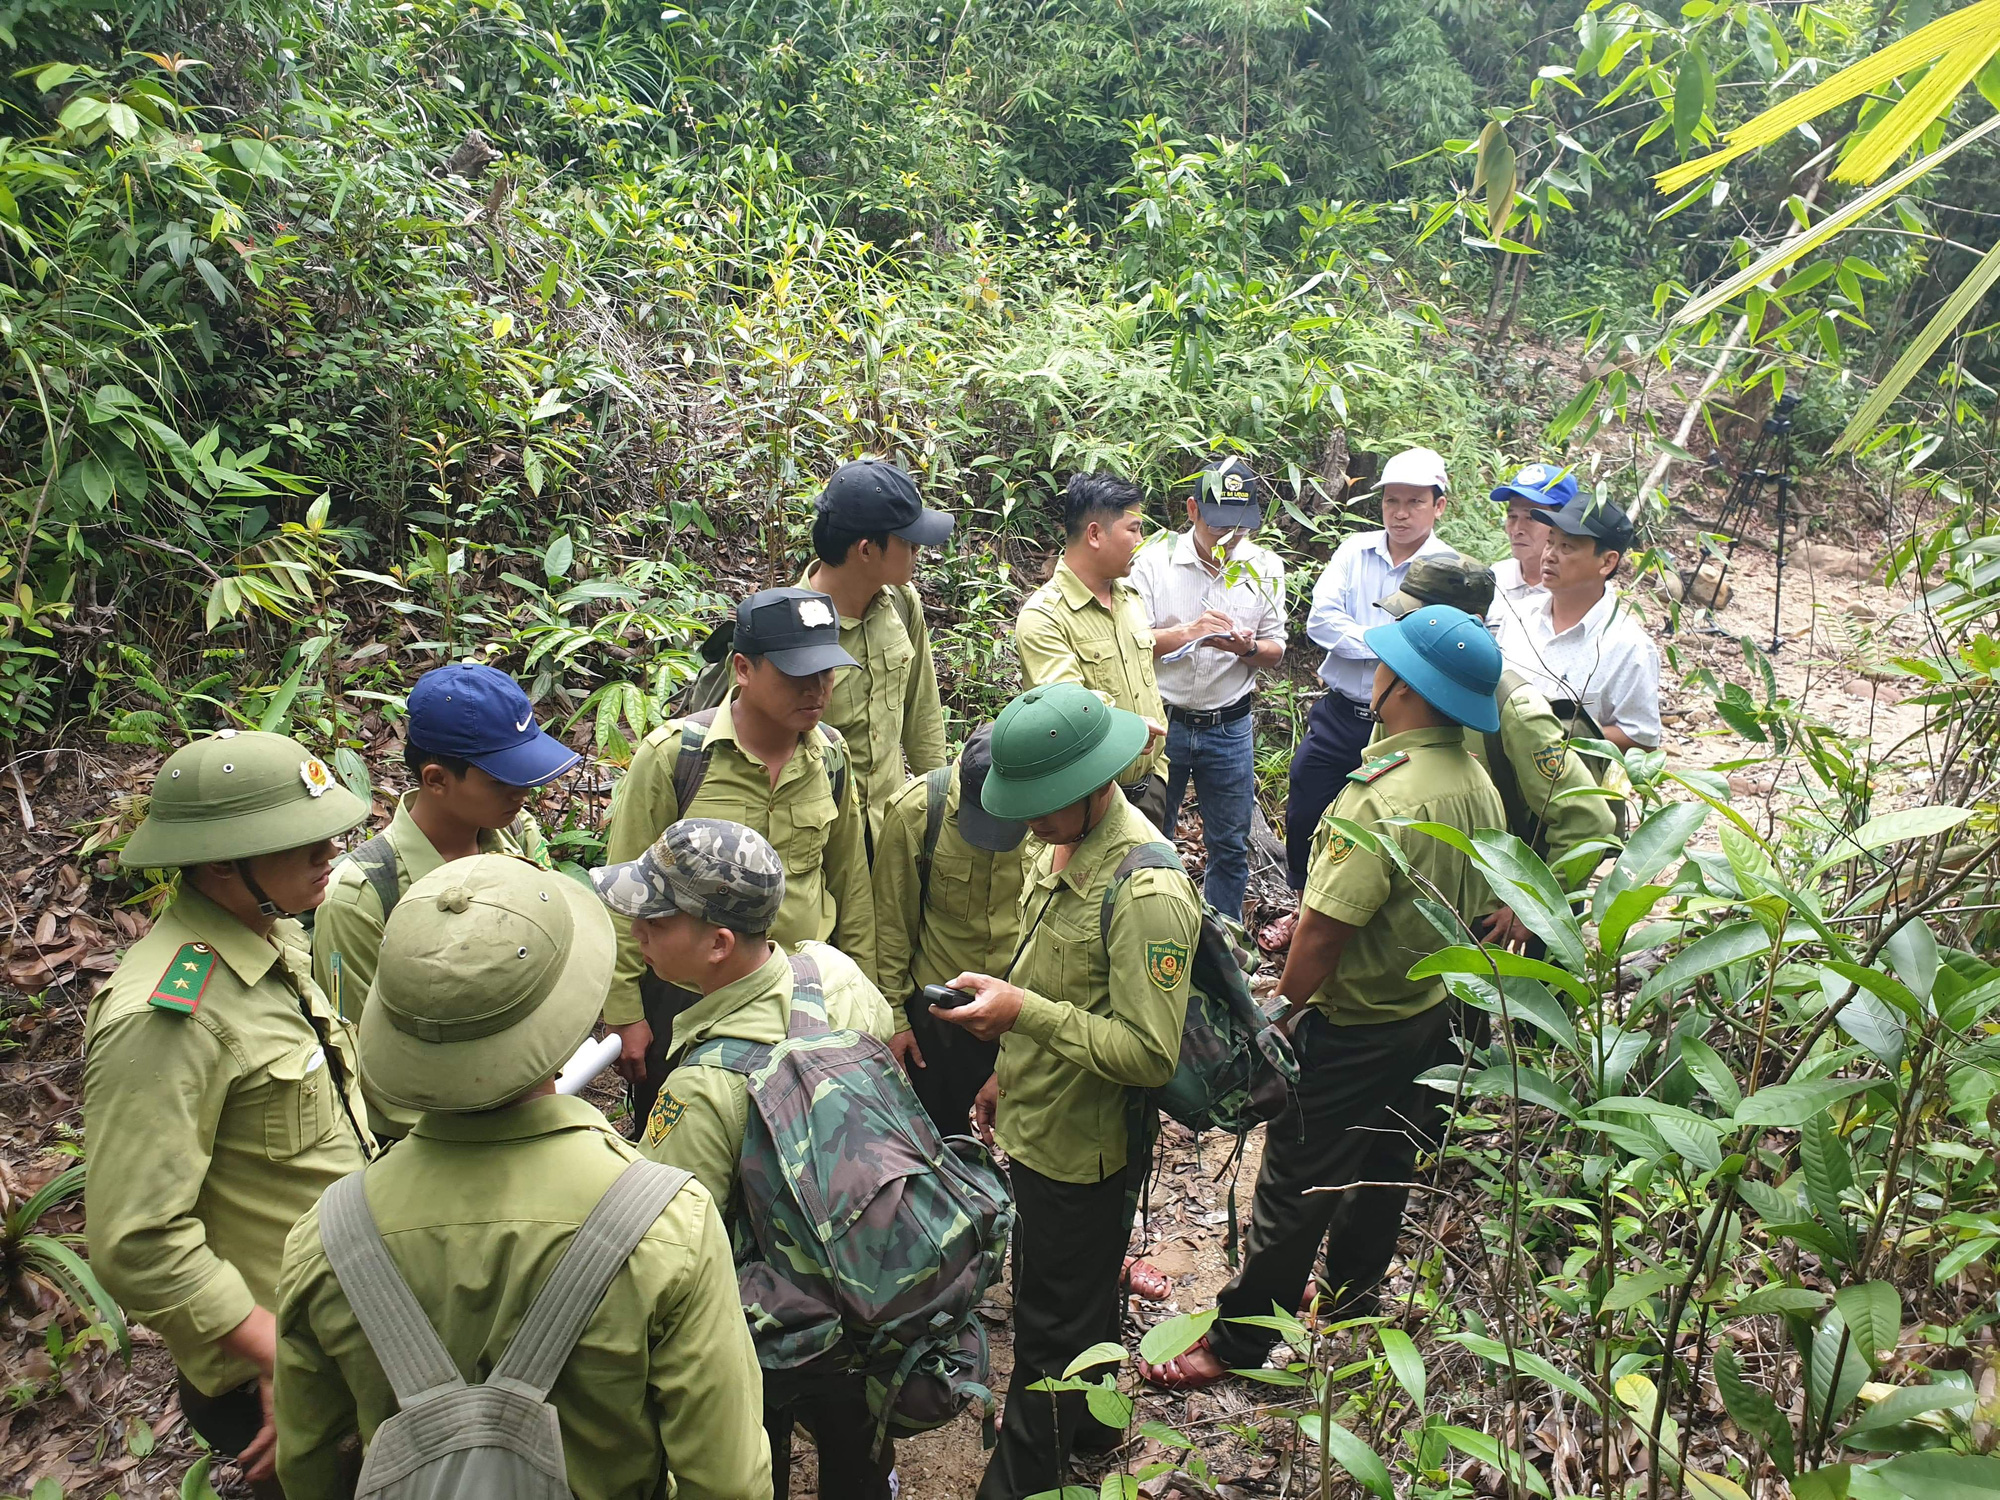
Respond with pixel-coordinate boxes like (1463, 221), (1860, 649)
(1015, 472), (1171, 829)
(600, 586), (877, 1126)
(798, 459), (953, 847)
(312, 660), (575, 1135)
(1142, 607), (1506, 1389)
(928, 681), (1200, 1500)
(1377, 555), (1616, 945)
(873, 723), (1029, 1136)
(86, 730), (374, 1494)
(593, 818), (895, 1500)
(275, 854), (770, 1500)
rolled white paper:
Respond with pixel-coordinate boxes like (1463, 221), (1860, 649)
(554, 1033), (623, 1097)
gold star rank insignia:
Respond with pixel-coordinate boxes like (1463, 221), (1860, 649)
(149, 943), (218, 1015)
(1145, 939), (1190, 992)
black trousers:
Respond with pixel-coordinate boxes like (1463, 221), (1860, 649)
(1210, 1004), (1456, 1368)
(977, 1158), (1135, 1500)
(904, 995), (999, 1141)
(629, 975), (701, 1133)
(1283, 693), (1376, 890)
(766, 1375), (895, 1500)
(176, 1375), (288, 1500)
(1123, 773), (1172, 835)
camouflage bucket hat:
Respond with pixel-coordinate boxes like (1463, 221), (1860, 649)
(1378, 553), (1496, 621)
(122, 730), (368, 869)
(591, 818), (786, 932)
(360, 854), (612, 1112)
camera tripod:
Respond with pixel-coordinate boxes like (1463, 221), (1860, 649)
(1687, 391), (1798, 653)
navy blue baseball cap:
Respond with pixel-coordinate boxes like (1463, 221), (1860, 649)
(406, 663), (581, 787)
(1192, 456), (1263, 530)
(1363, 606), (1503, 734)
(1489, 462), (1578, 511)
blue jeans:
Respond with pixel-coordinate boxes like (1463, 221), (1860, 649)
(1162, 711), (1256, 919)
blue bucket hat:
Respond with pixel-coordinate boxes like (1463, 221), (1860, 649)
(408, 663), (581, 788)
(1489, 462), (1577, 511)
(1363, 606), (1503, 733)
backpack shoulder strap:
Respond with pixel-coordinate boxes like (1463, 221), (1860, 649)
(785, 949), (831, 1039)
(917, 765), (952, 905)
(670, 707), (721, 816)
(318, 1170), (464, 1406)
(814, 724), (849, 809)
(1099, 841), (1183, 950)
(489, 1159), (694, 1399)
(341, 831), (402, 923)
(889, 583), (923, 643)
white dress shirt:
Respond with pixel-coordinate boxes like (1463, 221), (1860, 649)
(1496, 586), (1663, 748)
(1486, 556), (1547, 632)
(1130, 531), (1287, 711)
(1306, 530), (1459, 703)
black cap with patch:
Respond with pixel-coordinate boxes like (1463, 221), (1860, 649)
(1533, 492), (1635, 552)
(734, 587), (860, 677)
(1192, 456), (1264, 530)
(815, 460), (955, 548)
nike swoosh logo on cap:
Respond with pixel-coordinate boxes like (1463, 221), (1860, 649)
(515, 714), (532, 733)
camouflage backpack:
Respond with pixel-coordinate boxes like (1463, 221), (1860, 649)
(1101, 842), (1299, 1136)
(684, 949), (1012, 1453)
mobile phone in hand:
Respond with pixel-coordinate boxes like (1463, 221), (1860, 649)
(922, 984), (977, 1011)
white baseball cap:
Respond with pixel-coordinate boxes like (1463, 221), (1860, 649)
(1378, 447), (1451, 493)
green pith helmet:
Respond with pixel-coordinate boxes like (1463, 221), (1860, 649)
(122, 730), (369, 869)
(1378, 553), (1496, 621)
(361, 854), (612, 1113)
(981, 681), (1148, 821)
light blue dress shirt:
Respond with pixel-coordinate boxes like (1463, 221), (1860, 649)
(1305, 529), (1460, 703)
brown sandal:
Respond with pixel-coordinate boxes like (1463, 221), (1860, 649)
(1120, 1256), (1172, 1302)
(1139, 1334), (1231, 1391)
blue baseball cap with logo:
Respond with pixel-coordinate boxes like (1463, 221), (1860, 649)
(407, 663), (581, 787)
(1489, 462), (1578, 511)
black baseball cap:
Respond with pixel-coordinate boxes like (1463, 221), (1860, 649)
(1192, 456), (1263, 530)
(955, 724), (1027, 853)
(734, 588), (860, 677)
(1533, 492), (1635, 552)
(815, 460), (954, 548)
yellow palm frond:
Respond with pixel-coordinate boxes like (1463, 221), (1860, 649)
(1834, 234), (2000, 452)
(1654, 0), (2000, 194)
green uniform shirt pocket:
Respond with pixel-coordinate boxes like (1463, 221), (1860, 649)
(263, 1043), (337, 1161)
(926, 845), (977, 923)
(775, 788), (838, 872)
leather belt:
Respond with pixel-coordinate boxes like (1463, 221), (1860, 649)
(1165, 694), (1256, 730)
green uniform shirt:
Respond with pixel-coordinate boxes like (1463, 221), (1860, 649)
(1302, 725), (1506, 1026)
(312, 793), (551, 1136)
(1471, 681), (1617, 886)
(872, 763), (1029, 1028)
(1015, 560), (1167, 785)
(799, 566), (949, 844)
(638, 943), (895, 1214)
(84, 888), (371, 1396)
(600, 693), (876, 1027)
(994, 793), (1199, 1184)
(274, 1095), (770, 1500)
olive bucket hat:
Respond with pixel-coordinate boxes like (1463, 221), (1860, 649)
(1378, 554), (1497, 621)
(360, 854), (613, 1113)
(122, 730), (368, 869)
(981, 681), (1149, 822)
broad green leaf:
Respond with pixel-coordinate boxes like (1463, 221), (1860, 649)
(1084, 1380), (1133, 1430)
(1715, 1343), (1794, 1476)
(1687, 1471), (1753, 1500)
(1136, 1308), (1214, 1366)
(1874, 1450), (2000, 1498)
(1677, 1034), (1742, 1111)
(1599, 800), (1706, 915)
(1840, 1383), (1976, 1443)
(1601, 1267), (1674, 1313)
(1297, 1417), (1395, 1499)
(1638, 921), (1772, 1004)
(1100, 1476), (1139, 1500)
(1409, 945), (1586, 1002)
(1832, 1282), (1901, 1369)
(1447, 976), (1580, 1056)
(1800, 1113), (1856, 1224)
(1821, 961), (1922, 1021)
(1377, 1327), (1426, 1407)
(1443, 1331), (1600, 1411)
(1788, 1466), (1852, 1500)
(333, 746), (372, 807)
(544, 533), (575, 581)
(1407, 822), (1585, 970)
(1061, 1342), (1125, 1378)
(1883, 920), (1939, 1004)
(1439, 1424), (1551, 1496)
(1462, 1062), (1579, 1118)
(1809, 1308), (1873, 1436)
(1811, 806), (1974, 877)
(1730, 1286), (1829, 1320)
(1674, 42), (1711, 154)
(1735, 1077), (1875, 1129)
(1599, 883), (1671, 957)
(257, 664), (307, 734)
(181, 1457), (224, 1500)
